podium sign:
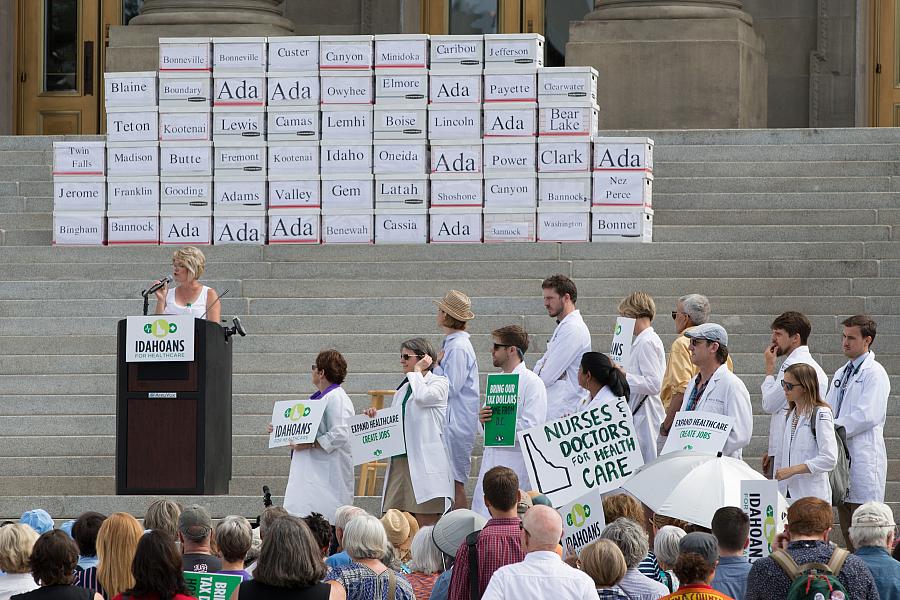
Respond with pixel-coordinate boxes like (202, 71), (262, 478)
(125, 315), (196, 362)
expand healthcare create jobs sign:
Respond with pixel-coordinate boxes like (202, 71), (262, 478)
(741, 479), (787, 563)
(268, 400), (327, 448)
(183, 572), (242, 600)
(484, 373), (520, 447)
(661, 411), (735, 455)
(518, 396), (643, 507)
(609, 317), (636, 366)
(348, 406), (406, 465)
(125, 315), (195, 362)
(559, 490), (606, 557)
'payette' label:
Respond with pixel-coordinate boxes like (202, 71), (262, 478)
(483, 72), (537, 102)
(267, 74), (319, 106)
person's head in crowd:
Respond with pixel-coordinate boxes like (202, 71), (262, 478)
(333, 505), (367, 550)
(171, 246), (206, 283)
(685, 323), (729, 368)
(580, 538), (628, 591)
(711, 506), (750, 556)
(126, 530), (189, 600)
(516, 490), (534, 518)
(770, 311), (812, 357)
(619, 291), (656, 324)
(653, 513), (692, 533)
(408, 526), (443, 575)
(841, 314), (877, 359)
(71, 512), (106, 559)
(674, 294), (711, 333)
(0, 523), (39, 575)
(602, 495), (646, 534)
(178, 504), (214, 552)
(528, 492), (553, 507)
(578, 352), (630, 399)
(258, 506), (290, 541)
(216, 516), (253, 571)
(542, 274), (578, 319)
(600, 518), (650, 570)
(430, 509), (487, 566)
(380, 510), (417, 565)
(302, 512), (333, 559)
(342, 514), (389, 562)
(434, 290), (474, 332)
(254, 516), (326, 588)
(491, 325), (529, 370)
(313, 350), (347, 387)
(654, 525), (687, 571)
(785, 497), (833, 541)
(399, 337), (437, 374)
(144, 499), (182, 538)
(19, 509), (54, 535)
(674, 532), (720, 586)
(483, 466), (520, 518)
(97, 512), (145, 598)
(59, 520), (75, 538)
(521, 505), (563, 554)
(782, 363), (828, 418)
(29, 530), (80, 586)
(849, 501), (896, 551)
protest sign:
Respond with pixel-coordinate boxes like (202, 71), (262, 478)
(661, 411), (735, 455)
(268, 400), (327, 448)
(518, 396), (643, 507)
(609, 317), (635, 366)
(348, 406), (406, 465)
(559, 490), (606, 557)
(484, 373), (519, 447)
(741, 479), (787, 563)
(183, 572), (242, 600)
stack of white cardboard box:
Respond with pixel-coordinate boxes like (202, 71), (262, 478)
(51, 33), (655, 245)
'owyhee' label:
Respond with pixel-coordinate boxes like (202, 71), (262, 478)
(320, 73), (374, 104)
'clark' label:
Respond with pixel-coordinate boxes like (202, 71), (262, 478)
(538, 141), (590, 173)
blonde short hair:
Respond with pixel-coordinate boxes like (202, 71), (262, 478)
(618, 292), (656, 321)
(0, 524), (39, 573)
(172, 246), (206, 280)
(580, 539), (627, 587)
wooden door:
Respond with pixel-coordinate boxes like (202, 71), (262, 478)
(874, 0), (900, 125)
(423, 0), (534, 35)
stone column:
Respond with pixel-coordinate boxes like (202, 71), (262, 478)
(130, 0), (293, 30)
(566, 0), (767, 129)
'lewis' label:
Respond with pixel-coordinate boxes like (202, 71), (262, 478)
(538, 140), (590, 173)
(483, 106), (536, 137)
(214, 179), (266, 208)
(320, 144), (373, 174)
(430, 143), (482, 174)
(213, 110), (265, 138)
(160, 215), (212, 245)
(159, 111), (211, 141)
(214, 145), (266, 173)
(269, 212), (320, 243)
(267, 109), (320, 140)
(373, 143), (427, 175)
(483, 141), (536, 174)
(483, 72), (537, 102)
(429, 73), (481, 104)
(107, 145), (160, 176)
(268, 143), (319, 175)
(538, 105), (598, 137)
(269, 179), (320, 208)
(214, 214), (266, 245)
(267, 74), (319, 106)
(321, 108), (373, 140)
(213, 76), (265, 106)
(160, 144), (212, 176)
(321, 177), (374, 210)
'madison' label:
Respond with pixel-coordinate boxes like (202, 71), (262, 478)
(108, 146), (159, 176)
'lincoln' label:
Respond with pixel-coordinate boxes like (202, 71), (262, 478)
(428, 107), (481, 139)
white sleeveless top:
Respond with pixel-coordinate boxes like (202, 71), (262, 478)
(164, 285), (208, 318)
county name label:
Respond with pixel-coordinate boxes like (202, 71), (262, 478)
(661, 411), (734, 455)
(348, 406), (406, 465)
(609, 316), (636, 366)
(125, 315), (195, 362)
(269, 400), (327, 448)
(484, 373), (520, 447)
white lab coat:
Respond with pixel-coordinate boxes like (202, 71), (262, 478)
(624, 327), (666, 464)
(434, 331), (481, 484)
(683, 363), (753, 458)
(761, 346), (828, 467)
(581, 385), (620, 412)
(472, 362), (548, 517)
(283, 387), (355, 522)
(778, 406), (837, 503)
(381, 370), (454, 511)
(533, 310), (592, 421)
(826, 352), (890, 503)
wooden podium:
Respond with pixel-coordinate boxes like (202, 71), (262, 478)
(115, 317), (232, 495)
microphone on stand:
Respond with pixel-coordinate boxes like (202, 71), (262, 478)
(201, 288), (230, 320)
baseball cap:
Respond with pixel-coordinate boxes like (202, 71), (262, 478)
(431, 509), (487, 557)
(679, 532), (719, 565)
(851, 502), (895, 528)
(178, 504), (212, 541)
(20, 509), (54, 534)
(684, 323), (729, 347)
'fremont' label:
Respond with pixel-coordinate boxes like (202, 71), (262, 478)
(215, 145), (266, 172)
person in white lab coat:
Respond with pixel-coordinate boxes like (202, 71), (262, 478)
(760, 311), (828, 479)
(369, 337), (453, 527)
(533, 274), (592, 421)
(615, 292), (665, 464)
(825, 315), (891, 551)
(472, 325), (547, 517)
(682, 324), (753, 459)
(775, 363), (837, 503)
(577, 352), (630, 413)
(273, 350), (354, 523)
(433, 290), (480, 511)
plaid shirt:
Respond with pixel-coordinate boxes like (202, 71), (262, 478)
(448, 517), (524, 600)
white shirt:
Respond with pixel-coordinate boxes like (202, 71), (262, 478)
(533, 310), (592, 421)
(481, 551), (597, 600)
(164, 285), (209, 319)
(618, 568), (669, 600)
(624, 327), (666, 464)
(777, 406), (837, 503)
(683, 363), (753, 458)
(760, 345), (828, 463)
(0, 572), (39, 600)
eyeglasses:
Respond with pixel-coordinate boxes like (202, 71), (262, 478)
(518, 520), (530, 536)
(671, 311), (679, 320)
(311, 364), (319, 371)
(400, 353), (424, 361)
(493, 343), (513, 351)
(781, 380), (803, 391)
(689, 338), (710, 346)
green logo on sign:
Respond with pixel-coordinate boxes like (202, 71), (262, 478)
(284, 403), (311, 421)
(763, 505), (777, 551)
(373, 449), (383, 457)
(615, 324), (622, 335)
(144, 319), (177, 338)
(566, 503), (591, 528)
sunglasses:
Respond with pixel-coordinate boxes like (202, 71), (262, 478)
(400, 353), (424, 361)
(689, 338), (711, 346)
(781, 380), (803, 391)
(493, 343), (513, 351)
(671, 311), (679, 320)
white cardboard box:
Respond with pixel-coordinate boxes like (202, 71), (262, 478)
(538, 67), (598, 103)
(268, 209), (321, 243)
(267, 37), (319, 72)
(592, 137), (655, 172)
(374, 106), (427, 139)
(160, 212), (212, 245)
(591, 207), (653, 243)
(375, 175), (428, 209)
(536, 206), (590, 242)
(537, 139), (591, 173)
(106, 212), (160, 245)
(320, 35), (374, 70)
(266, 107), (320, 140)
(108, 176), (159, 212)
(538, 173), (591, 207)
(160, 177), (212, 213)
(429, 35), (483, 70)
(212, 107), (266, 139)
(213, 74), (266, 107)
(322, 210), (375, 244)
(268, 141), (319, 175)
(430, 207), (482, 243)
(483, 70), (537, 103)
(52, 212), (106, 246)
(374, 34), (429, 69)
(591, 171), (653, 207)
(428, 104), (481, 139)
(212, 37), (267, 73)
(214, 141), (269, 176)
(53, 141), (106, 176)
(104, 72), (158, 107)
(106, 107), (158, 142)
(214, 176), (267, 211)
(538, 104), (599, 137)
(267, 71), (320, 107)
(159, 38), (211, 73)
(158, 72), (212, 107)
(483, 34), (544, 70)
(320, 71), (374, 104)
(268, 175), (320, 209)
(373, 140), (427, 175)
(321, 175), (374, 210)
(159, 141), (213, 177)
(320, 142), (373, 175)
(484, 175), (536, 208)
(321, 106), (373, 140)
(159, 106), (211, 141)
(213, 211), (267, 245)
(106, 142), (159, 177)
(483, 103), (536, 138)
(53, 177), (106, 211)
(430, 174), (482, 207)
(430, 139), (481, 175)
(483, 139), (536, 174)
(374, 208), (428, 244)
(376, 69), (428, 106)
(429, 70), (482, 104)
(483, 208), (536, 242)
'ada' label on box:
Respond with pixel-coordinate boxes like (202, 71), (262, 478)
(213, 76), (265, 107)
(269, 212), (320, 243)
(54, 180), (106, 211)
(320, 144), (373, 174)
(214, 214), (266, 245)
(322, 213), (374, 244)
(429, 73), (481, 104)
(269, 143), (319, 174)
(430, 177), (482, 207)
(267, 74), (319, 106)
(483, 141), (535, 173)
(267, 109), (319, 140)
(374, 142), (427, 175)
(538, 140), (590, 173)
(374, 107), (426, 139)
(53, 212), (105, 246)
(160, 214), (212, 245)
(483, 72), (537, 102)
(430, 210), (482, 243)
(268, 38), (319, 71)
(538, 105), (598, 137)
(159, 39), (210, 72)
(53, 142), (105, 175)
(321, 177), (374, 209)
(483, 106), (536, 137)
(593, 139), (654, 171)
(159, 111), (211, 141)
(431, 142), (482, 174)
(321, 108), (373, 140)
(160, 144), (212, 176)
(107, 215), (159, 245)
(213, 110), (265, 138)
(107, 145), (159, 176)
(269, 178), (319, 208)
(428, 107), (481, 139)
(320, 73), (374, 104)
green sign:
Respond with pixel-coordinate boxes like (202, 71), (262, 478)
(484, 373), (520, 447)
(183, 571), (243, 600)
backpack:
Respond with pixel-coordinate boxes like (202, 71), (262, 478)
(810, 408), (851, 505)
(771, 548), (851, 600)
(466, 529), (482, 600)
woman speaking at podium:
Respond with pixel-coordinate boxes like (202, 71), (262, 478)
(150, 246), (220, 322)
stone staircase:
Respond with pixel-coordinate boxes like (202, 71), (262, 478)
(0, 129), (897, 529)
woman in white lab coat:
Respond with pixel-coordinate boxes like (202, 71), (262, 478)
(775, 363), (837, 503)
(369, 337), (453, 527)
(578, 352), (631, 412)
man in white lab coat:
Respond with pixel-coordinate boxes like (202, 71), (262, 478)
(826, 315), (891, 551)
(760, 311), (828, 478)
(533, 274), (592, 420)
(682, 323), (753, 459)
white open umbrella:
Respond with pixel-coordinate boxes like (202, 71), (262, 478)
(622, 450), (783, 528)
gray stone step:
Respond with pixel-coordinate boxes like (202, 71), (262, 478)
(0, 166), (51, 182)
(653, 161), (900, 178)
(653, 144), (900, 162)
(653, 225), (892, 243)
(0, 135), (104, 151)
(601, 128), (900, 145)
(653, 192), (900, 210)
(1, 213), (51, 230)
(655, 209), (879, 226)
(0, 151), (51, 166)
(1, 230), (50, 246)
(660, 176), (892, 194)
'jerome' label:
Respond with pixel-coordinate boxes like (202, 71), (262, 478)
(54, 180), (106, 211)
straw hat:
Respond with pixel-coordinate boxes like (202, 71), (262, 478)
(401, 511), (420, 550)
(381, 509), (411, 548)
(434, 290), (475, 322)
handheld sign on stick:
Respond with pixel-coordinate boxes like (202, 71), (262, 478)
(484, 373), (520, 447)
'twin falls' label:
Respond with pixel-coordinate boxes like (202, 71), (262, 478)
(53, 142), (105, 175)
